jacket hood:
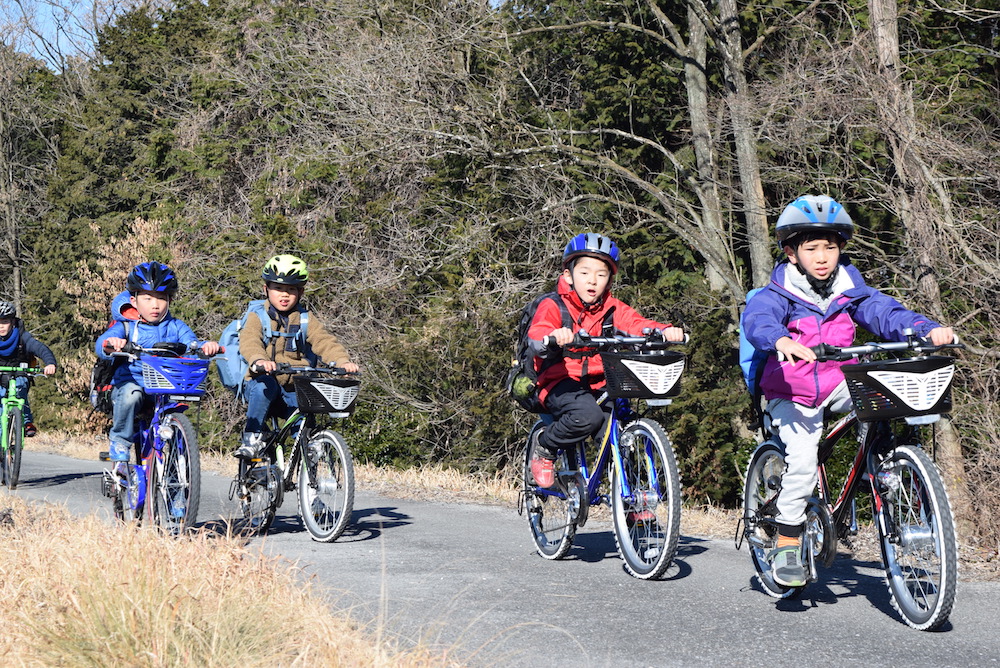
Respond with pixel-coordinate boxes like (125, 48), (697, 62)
(111, 290), (140, 322)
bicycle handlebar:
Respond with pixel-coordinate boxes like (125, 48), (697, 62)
(105, 341), (222, 361)
(543, 329), (689, 349)
(249, 361), (358, 377)
(811, 336), (964, 363)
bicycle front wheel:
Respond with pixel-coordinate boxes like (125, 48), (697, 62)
(114, 463), (142, 524)
(743, 442), (804, 599)
(149, 413), (201, 533)
(875, 444), (957, 630)
(2, 408), (22, 490)
(522, 425), (577, 560)
(611, 419), (681, 579)
(298, 430), (355, 542)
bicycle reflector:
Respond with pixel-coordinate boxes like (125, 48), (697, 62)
(293, 375), (361, 416)
(842, 356), (954, 423)
(601, 351), (685, 399)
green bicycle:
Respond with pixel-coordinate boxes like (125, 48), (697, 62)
(0, 364), (45, 490)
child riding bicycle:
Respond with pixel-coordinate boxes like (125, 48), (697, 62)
(740, 195), (955, 588)
(526, 232), (684, 489)
(234, 254), (358, 458)
(96, 262), (220, 462)
(0, 301), (57, 436)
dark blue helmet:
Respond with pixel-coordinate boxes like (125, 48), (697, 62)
(562, 233), (620, 274)
(127, 262), (178, 295)
(0, 301), (15, 319)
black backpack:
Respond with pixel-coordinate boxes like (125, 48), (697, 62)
(505, 292), (572, 413)
(89, 321), (132, 415)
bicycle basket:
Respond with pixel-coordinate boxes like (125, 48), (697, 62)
(140, 354), (209, 396)
(293, 374), (361, 415)
(842, 356), (954, 422)
(601, 350), (685, 399)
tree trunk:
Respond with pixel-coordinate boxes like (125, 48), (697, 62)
(716, 0), (771, 288)
(868, 0), (970, 530)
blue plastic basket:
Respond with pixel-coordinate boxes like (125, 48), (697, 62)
(140, 354), (209, 396)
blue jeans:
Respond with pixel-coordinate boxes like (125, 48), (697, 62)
(243, 375), (297, 434)
(0, 376), (33, 423)
(110, 382), (145, 460)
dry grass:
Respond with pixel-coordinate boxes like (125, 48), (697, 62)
(0, 496), (459, 667)
(24, 430), (1000, 580)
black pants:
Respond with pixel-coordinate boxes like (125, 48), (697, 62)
(537, 378), (608, 459)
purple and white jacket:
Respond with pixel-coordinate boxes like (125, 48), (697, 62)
(742, 261), (941, 408)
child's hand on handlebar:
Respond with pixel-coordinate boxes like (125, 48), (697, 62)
(43, 364), (56, 376)
(199, 340), (222, 356)
(340, 362), (360, 374)
(103, 337), (128, 353)
(776, 336), (816, 366)
(549, 327), (575, 347)
(250, 359), (278, 374)
(927, 327), (955, 347)
(660, 327), (685, 343)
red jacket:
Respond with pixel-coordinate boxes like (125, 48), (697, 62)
(527, 279), (672, 402)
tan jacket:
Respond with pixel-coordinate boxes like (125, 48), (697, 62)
(239, 306), (352, 387)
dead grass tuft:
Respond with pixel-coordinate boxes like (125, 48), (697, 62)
(0, 497), (459, 667)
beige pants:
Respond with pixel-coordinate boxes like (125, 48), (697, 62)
(768, 381), (853, 526)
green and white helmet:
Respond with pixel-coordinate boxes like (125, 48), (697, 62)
(262, 254), (309, 285)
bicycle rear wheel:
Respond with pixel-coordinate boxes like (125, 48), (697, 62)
(875, 444), (957, 630)
(149, 413), (201, 534)
(611, 419), (681, 579)
(298, 430), (355, 542)
(743, 442), (804, 598)
(236, 454), (283, 535)
(2, 408), (22, 490)
(522, 425), (577, 560)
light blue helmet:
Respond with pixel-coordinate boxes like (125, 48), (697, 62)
(775, 195), (853, 246)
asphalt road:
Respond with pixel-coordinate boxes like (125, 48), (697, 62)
(7, 450), (1000, 667)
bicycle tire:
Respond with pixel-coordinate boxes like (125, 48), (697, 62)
(875, 444), (957, 630)
(611, 419), (681, 579)
(522, 424), (577, 560)
(237, 454), (282, 535)
(298, 430), (355, 542)
(743, 442), (805, 599)
(6, 408), (22, 489)
(114, 462), (142, 524)
(149, 413), (201, 534)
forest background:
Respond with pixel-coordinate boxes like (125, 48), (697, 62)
(1, 0), (997, 545)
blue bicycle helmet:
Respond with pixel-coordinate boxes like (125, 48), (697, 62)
(775, 195), (853, 246)
(562, 232), (620, 274)
(127, 262), (179, 295)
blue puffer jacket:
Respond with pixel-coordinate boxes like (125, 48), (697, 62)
(742, 261), (941, 407)
(95, 310), (203, 387)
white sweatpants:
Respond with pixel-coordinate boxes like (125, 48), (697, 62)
(768, 381), (853, 527)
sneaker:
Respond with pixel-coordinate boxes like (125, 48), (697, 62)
(767, 544), (807, 587)
(234, 433), (264, 459)
(24, 422), (36, 437)
(109, 441), (131, 463)
(528, 429), (557, 488)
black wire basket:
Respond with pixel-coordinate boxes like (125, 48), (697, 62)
(601, 350), (685, 399)
(841, 356), (954, 422)
(293, 374), (361, 415)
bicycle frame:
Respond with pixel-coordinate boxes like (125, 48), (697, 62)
(0, 366), (35, 454)
(535, 395), (646, 515)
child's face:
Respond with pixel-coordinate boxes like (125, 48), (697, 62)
(265, 282), (303, 312)
(130, 290), (171, 323)
(563, 256), (612, 305)
(786, 236), (843, 281)
(0, 318), (13, 337)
